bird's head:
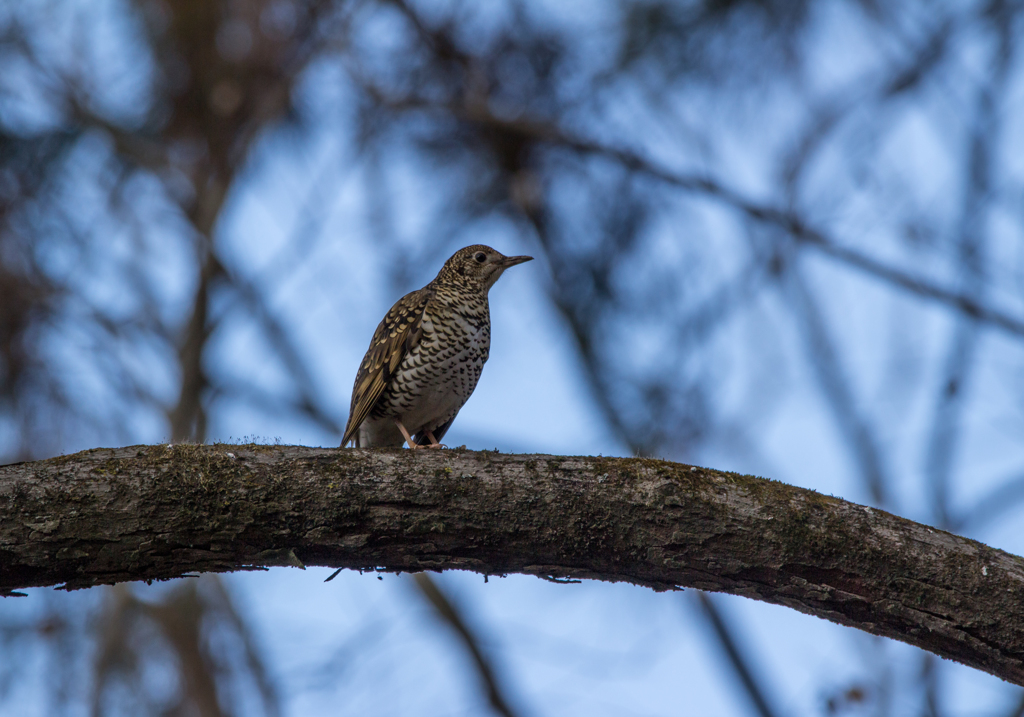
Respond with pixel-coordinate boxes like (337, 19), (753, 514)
(437, 245), (533, 291)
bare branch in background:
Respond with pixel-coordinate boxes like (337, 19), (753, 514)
(168, 250), (219, 442)
(357, 87), (1024, 342)
(694, 592), (780, 717)
(782, 262), (891, 505)
(413, 573), (523, 717)
(90, 577), (279, 717)
(924, 2), (1014, 529)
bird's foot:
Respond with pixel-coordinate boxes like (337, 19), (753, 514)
(396, 423), (446, 449)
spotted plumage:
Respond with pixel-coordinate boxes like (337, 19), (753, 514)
(341, 245), (533, 448)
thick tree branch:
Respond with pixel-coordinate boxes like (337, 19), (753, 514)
(2, 445), (1023, 685)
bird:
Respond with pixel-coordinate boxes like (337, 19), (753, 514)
(341, 245), (533, 448)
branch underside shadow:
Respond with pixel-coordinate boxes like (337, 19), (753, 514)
(2, 444), (1022, 685)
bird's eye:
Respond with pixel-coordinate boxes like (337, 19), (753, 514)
(474, 252), (487, 263)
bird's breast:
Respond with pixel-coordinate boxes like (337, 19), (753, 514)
(373, 301), (491, 432)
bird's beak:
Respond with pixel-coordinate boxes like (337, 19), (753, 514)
(501, 255), (533, 267)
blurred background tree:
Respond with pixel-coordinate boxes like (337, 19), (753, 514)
(2, 0), (1024, 714)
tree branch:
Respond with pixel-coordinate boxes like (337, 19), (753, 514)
(3, 445), (1023, 685)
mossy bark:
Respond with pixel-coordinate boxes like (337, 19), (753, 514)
(2, 444), (1023, 684)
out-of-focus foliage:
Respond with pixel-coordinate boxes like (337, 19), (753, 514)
(2, 0), (1024, 714)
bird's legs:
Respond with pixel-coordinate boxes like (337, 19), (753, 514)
(394, 420), (443, 449)
(395, 420), (419, 449)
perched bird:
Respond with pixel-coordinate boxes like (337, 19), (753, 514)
(341, 245), (533, 448)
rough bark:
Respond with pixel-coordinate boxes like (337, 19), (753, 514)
(2, 444), (1022, 684)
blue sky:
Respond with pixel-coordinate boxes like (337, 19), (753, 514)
(5, 0), (1024, 714)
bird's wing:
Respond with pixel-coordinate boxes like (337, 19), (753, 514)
(341, 287), (433, 446)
